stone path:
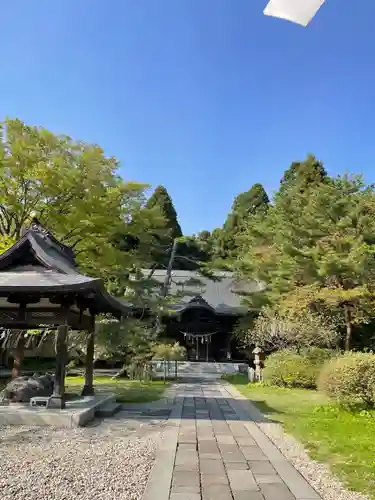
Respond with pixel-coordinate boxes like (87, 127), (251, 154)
(143, 380), (322, 500)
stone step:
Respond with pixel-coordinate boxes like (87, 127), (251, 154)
(95, 401), (122, 418)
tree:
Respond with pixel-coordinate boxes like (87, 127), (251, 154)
(174, 234), (213, 270)
(232, 183), (270, 217)
(238, 173), (375, 350)
(0, 118), (166, 375)
(216, 183), (269, 262)
(146, 185), (182, 239)
(0, 119), (156, 277)
(145, 185), (183, 267)
(279, 153), (327, 197)
(152, 342), (186, 381)
(245, 306), (338, 351)
(94, 317), (157, 380)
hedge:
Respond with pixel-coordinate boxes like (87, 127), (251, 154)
(318, 352), (375, 408)
(263, 347), (332, 389)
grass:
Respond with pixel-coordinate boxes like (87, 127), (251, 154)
(225, 374), (375, 499)
(0, 374), (169, 403)
(65, 376), (170, 403)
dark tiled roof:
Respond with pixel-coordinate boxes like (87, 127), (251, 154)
(0, 221), (130, 318)
(0, 266), (100, 292)
(141, 269), (265, 315)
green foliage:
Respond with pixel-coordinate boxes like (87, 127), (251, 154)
(318, 352), (375, 409)
(245, 306), (339, 351)
(0, 118), (162, 290)
(145, 185), (183, 268)
(146, 185), (182, 240)
(92, 317), (158, 380)
(0, 235), (15, 254)
(238, 159), (375, 350)
(214, 183), (269, 261)
(302, 346), (335, 365)
(263, 348), (332, 389)
(278, 154), (327, 198)
(175, 234), (213, 270)
(152, 342), (186, 361)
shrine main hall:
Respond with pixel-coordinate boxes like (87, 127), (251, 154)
(141, 269), (264, 362)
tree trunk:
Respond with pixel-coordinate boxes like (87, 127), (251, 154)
(344, 305), (352, 351)
(112, 364), (127, 379)
(156, 238), (179, 334)
(11, 333), (25, 378)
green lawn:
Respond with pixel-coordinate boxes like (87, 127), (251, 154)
(225, 374), (375, 499)
(65, 376), (169, 403)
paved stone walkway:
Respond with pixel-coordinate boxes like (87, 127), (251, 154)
(143, 380), (322, 500)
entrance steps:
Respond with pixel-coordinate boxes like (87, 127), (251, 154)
(177, 361), (246, 374)
(151, 361), (248, 379)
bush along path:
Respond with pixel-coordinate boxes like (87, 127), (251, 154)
(226, 374), (374, 500)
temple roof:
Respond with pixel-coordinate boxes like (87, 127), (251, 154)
(141, 269), (265, 315)
(0, 219), (130, 319)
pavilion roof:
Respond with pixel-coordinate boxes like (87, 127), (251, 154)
(0, 219), (130, 320)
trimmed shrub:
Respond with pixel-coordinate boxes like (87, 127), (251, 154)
(300, 346), (334, 365)
(263, 347), (333, 389)
(318, 352), (375, 408)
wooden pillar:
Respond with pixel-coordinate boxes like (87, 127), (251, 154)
(50, 324), (68, 409)
(82, 327), (95, 396)
(11, 331), (25, 378)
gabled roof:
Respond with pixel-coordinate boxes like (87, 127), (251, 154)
(0, 219), (130, 319)
(141, 269), (265, 315)
(0, 219), (101, 293)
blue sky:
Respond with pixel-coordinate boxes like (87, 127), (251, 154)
(1, 1), (374, 234)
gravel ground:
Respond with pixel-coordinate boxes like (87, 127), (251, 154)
(258, 420), (370, 500)
(0, 423), (161, 500)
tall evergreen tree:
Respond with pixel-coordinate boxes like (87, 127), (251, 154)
(232, 183), (270, 217)
(146, 185), (182, 240)
(278, 154), (328, 198)
(145, 185), (182, 267)
(216, 183), (269, 261)
(238, 174), (375, 351)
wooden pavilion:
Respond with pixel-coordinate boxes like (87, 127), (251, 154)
(0, 218), (129, 408)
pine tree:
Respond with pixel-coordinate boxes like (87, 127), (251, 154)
(278, 154), (328, 202)
(145, 185), (183, 267)
(238, 174), (375, 350)
(217, 183), (269, 261)
(146, 185), (182, 240)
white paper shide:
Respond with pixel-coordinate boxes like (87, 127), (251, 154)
(264, 0), (326, 27)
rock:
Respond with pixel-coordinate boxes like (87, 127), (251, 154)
(0, 373), (54, 403)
